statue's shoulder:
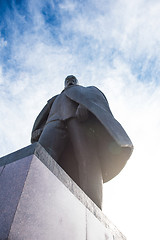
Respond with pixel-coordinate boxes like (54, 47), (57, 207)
(75, 85), (101, 92)
(68, 85), (108, 101)
(47, 94), (59, 105)
(86, 86), (100, 91)
(86, 86), (108, 100)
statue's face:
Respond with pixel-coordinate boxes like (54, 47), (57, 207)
(64, 75), (78, 88)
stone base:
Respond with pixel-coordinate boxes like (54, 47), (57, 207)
(0, 143), (126, 240)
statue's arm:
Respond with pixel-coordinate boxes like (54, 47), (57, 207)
(31, 95), (58, 143)
(31, 103), (50, 143)
(31, 128), (43, 143)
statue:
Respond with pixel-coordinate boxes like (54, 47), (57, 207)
(31, 75), (133, 209)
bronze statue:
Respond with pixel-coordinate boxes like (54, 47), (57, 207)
(31, 75), (133, 209)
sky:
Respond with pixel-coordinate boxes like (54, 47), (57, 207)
(0, 0), (160, 239)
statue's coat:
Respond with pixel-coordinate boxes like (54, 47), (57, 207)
(31, 85), (133, 182)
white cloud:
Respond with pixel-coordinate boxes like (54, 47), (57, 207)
(59, 0), (76, 12)
(0, 37), (7, 49)
(0, 66), (4, 84)
(58, 0), (160, 70)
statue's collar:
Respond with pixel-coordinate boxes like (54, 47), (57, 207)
(61, 85), (77, 93)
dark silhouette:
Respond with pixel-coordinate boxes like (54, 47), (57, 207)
(31, 75), (133, 209)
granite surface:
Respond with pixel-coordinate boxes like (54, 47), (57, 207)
(0, 143), (126, 240)
(0, 143), (37, 167)
(86, 209), (113, 240)
(0, 156), (32, 239)
(9, 155), (86, 240)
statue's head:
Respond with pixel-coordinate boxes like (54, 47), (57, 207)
(64, 75), (78, 88)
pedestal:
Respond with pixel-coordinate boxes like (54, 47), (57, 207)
(0, 143), (126, 240)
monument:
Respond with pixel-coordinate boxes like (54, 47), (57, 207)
(31, 75), (133, 209)
(0, 76), (133, 239)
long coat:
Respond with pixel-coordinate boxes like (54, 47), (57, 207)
(31, 85), (133, 183)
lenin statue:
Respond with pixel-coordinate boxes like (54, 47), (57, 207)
(31, 75), (133, 209)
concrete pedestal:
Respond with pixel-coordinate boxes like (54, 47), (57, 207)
(0, 143), (126, 240)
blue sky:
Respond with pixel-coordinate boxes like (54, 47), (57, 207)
(0, 1), (160, 239)
(1, 0), (159, 81)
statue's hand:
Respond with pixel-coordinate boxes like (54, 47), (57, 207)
(31, 129), (43, 143)
(76, 104), (88, 122)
